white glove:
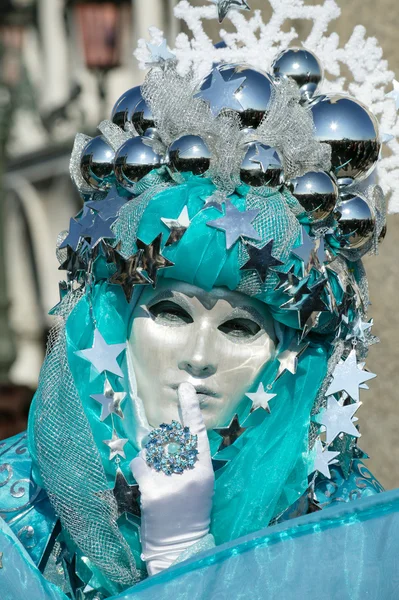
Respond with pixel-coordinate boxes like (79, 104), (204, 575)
(130, 383), (215, 576)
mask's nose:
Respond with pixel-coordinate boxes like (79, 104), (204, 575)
(178, 324), (217, 378)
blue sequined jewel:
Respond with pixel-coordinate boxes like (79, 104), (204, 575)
(144, 420), (199, 475)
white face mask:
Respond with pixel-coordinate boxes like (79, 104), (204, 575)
(128, 280), (276, 430)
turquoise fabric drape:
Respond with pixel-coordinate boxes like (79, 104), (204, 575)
(2, 488), (399, 599)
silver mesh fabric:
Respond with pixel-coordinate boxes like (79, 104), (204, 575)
(33, 289), (138, 587)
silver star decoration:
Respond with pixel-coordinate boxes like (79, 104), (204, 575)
(280, 276), (330, 338)
(80, 212), (116, 249)
(194, 68), (246, 117)
(206, 200), (261, 249)
(273, 266), (300, 294)
(275, 338), (309, 381)
(291, 228), (326, 275)
(59, 218), (83, 251)
(161, 205), (191, 246)
(325, 349), (376, 402)
(315, 396), (361, 445)
(86, 186), (128, 222)
(382, 132), (395, 144)
(249, 144), (281, 172)
(387, 79), (399, 110)
(112, 467), (141, 518)
(345, 316), (373, 343)
(214, 414), (247, 451)
(311, 438), (340, 479)
(210, 0), (251, 23)
(90, 378), (127, 421)
(245, 383), (276, 413)
(103, 430), (129, 461)
(147, 39), (176, 64)
(75, 329), (126, 379)
(240, 239), (283, 283)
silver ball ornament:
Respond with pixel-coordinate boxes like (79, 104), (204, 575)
(310, 94), (381, 185)
(197, 64), (274, 128)
(271, 47), (323, 99)
(286, 171), (338, 223)
(168, 135), (211, 175)
(334, 192), (376, 249)
(240, 142), (283, 187)
(114, 137), (163, 191)
(131, 98), (155, 136)
(80, 136), (115, 191)
(111, 86), (143, 129)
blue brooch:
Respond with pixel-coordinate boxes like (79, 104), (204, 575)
(145, 421), (199, 475)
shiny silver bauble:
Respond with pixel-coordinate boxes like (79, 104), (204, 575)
(286, 171), (338, 223)
(240, 142), (283, 187)
(168, 135), (211, 175)
(131, 98), (155, 136)
(114, 137), (163, 191)
(334, 192), (376, 249)
(80, 136), (115, 191)
(111, 86), (143, 129)
(271, 47), (323, 99)
(310, 94), (381, 184)
(198, 63), (274, 128)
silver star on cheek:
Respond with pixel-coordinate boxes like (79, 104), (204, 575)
(210, 0), (251, 23)
(194, 69), (246, 117)
(315, 396), (361, 445)
(75, 329), (126, 379)
(387, 79), (399, 110)
(325, 349), (376, 402)
(249, 144), (281, 172)
(103, 430), (129, 461)
(311, 438), (340, 479)
(206, 200), (261, 249)
(275, 338), (309, 381)
(91, 378), (127, 421)
(161, 206), (191, 246)
(245, 383), (276, 413)
(146, 39), (176, 64)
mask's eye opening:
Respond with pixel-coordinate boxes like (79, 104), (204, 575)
(148, 300), (193, 325)
(218, 318), (261, 338)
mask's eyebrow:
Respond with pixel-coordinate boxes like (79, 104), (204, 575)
(146, 290), (194, 315)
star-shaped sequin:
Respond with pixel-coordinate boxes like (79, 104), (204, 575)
(103, 430), (129, 461)
(146, 39), (176, 64)
(75, 329), (126, 379)
(136, 234), (174, 286)
(249, 144), (281, 172)
(291, 228), (326, 275)
(112, 468), (141, 518)
(273, 266), (300, 294)
(210, 0), (251, 23)
(315, 396), (361, 445)
(214, 414), (247, 451)
(280, 276), (330, 338)
(58, 247), (88, 278)
(207, 200), (260, 249)
(310, 439), (340, 479)
(387, 79), (399, 110)
(86, 186), (128, 222)
(161, 206), (191, 246)
(194, 69), (246, 116)
(59, 218), (83, 251)
(275, 338), (309, 380)
(240, 239), (283, 283)
(325, 349), (376, 402)
(108, 248), (151, 303)
(80, 212), (116, 248)
(345, 316), (373, 343)
(245, 383), (276, 413)
(90, 378), (127, 421)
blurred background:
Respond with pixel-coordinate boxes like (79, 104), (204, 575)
(0, 0), (398, 489)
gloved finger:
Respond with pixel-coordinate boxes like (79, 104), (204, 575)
(130, 450), (149, 484)
(178, 382), (211, 459)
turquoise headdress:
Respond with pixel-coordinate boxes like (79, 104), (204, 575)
(27, 4), (389, 592)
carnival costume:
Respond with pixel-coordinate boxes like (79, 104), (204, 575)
(1, 1), (399, 598)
